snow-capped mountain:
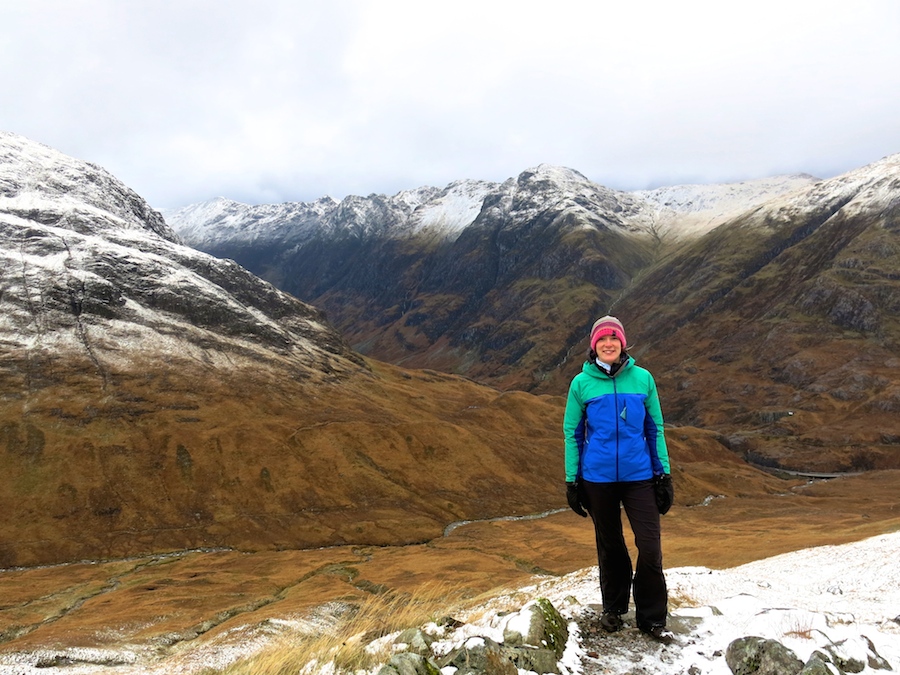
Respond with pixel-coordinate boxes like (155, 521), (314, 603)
(0, 131), (370, 565)
(162, 194), (339, 249)
(165, 151), (900, 476)
(619, 151), (900, 471)
(635, 173), (820, 239)
(0, 131), (358, 376)
(166, 165), (816, 250)
(163, 178), (499, 250)
(162, 163), (821, 392)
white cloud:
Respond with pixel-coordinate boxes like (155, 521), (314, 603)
(1, 0), (899, 208)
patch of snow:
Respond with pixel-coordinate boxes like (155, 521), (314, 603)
(420, 532), (900, 675)
(410, 180), (494, 236)
(634, 174), (820, 240)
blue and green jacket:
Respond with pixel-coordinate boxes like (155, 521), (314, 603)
(564, 355), (670, 483)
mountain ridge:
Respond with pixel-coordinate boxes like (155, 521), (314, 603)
(165, 164), (817, 247)
(163, 163), (821, 390)
(0, 131), (566, 567)
(165, 152), (900, 472)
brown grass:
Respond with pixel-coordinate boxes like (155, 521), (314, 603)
(220, 582), (471, 675)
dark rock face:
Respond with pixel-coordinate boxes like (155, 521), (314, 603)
(170, 166), (660, 389)
(167, 149), (900, 471)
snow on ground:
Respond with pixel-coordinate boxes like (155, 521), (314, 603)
(1, 533), (897, 675)
(525, 531), (900, 675)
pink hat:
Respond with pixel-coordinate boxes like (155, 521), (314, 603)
(590, 315), (627, 351)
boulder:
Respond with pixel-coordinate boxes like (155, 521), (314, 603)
(438, 636), (516, 675)
(394, 628), (435, 657)
(378, 652), (441, 675)
(823, 635), (892, 672)
(501, 598), (568, 658)
(725, 636), (803, 675)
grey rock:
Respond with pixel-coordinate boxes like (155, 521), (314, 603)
(394, 628), (435, 657)
(510, 646), (561, 674)
(798, 651), (837, 675)
(502, 598), (568, 658)
(725, 636), (803, 675)
(439, 637), (516, 675)
(823, 635), (892, 673)
(387, 652), (441, 675)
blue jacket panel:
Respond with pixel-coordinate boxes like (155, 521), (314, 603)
(563, 356), (669, 483)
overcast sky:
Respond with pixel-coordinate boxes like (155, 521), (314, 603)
(2, 1), (899, 209)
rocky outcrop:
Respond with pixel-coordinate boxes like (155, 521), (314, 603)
(725, 634), (892, 675)
(725, 636), (804, 675)
(377, 598), (569, 675)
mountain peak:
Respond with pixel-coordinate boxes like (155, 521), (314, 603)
(520, 163), (592, 182)
(0, 131), (178, 243)
(1, 132), (361, 382)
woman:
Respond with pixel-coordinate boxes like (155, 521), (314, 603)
(563, 315), (674, 642)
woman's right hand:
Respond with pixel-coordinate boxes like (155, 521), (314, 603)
(566, 481), (588, 517)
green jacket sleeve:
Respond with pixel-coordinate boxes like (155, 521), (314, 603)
(562, 378), (585, 482)
(645, 374), (670, 473)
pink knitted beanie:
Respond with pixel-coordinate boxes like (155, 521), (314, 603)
(589, 315), (627, 352)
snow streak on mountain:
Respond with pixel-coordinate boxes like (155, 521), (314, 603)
(0, 131), (359, 378)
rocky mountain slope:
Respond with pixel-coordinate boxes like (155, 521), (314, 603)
(167, 155), (900, 473)
(611, 153), (900, 471)
(167, 167), (813, 390)
(0, 132), (565, 568)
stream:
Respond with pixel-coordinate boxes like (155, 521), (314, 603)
(443, 507), (568, 537)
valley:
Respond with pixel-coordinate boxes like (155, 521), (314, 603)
(2, 131), (900, 673)
(2, 444), (898, 672)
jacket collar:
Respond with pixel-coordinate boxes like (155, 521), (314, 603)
(583, 354), (633, 378)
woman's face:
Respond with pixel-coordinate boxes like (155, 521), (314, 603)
(594, 334), (623, 365)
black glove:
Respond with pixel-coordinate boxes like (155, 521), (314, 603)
(566, 481), (587, 517)
(654, 474), (674, 515)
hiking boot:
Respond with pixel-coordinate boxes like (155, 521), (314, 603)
(599, 611), (623, 632)
(640, 624), (675, 644)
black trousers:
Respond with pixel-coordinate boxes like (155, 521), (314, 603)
(581, 479), (667, 628)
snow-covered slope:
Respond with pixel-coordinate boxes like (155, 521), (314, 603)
(164, 164), (663, 253)
(165, 166), (820, 252)
(481, 531), (900, 675)
(0, 131), (358, 377)
(161, 195), (339, 249)
(1, 131), (178, 242)
(402, 179), (496, 236)
(634, 173), (820, 240)
(163, 178), (500, 249)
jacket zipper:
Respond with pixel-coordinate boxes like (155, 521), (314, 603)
(613, 376), (620, 481)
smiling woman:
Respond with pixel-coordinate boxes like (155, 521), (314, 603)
(562, 314), (674, 641)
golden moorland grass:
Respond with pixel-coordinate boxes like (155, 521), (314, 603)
(217, 582), (475, 675)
